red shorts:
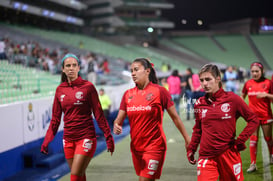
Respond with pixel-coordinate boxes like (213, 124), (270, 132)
(197, 147), (243, 181)
(131, 150), (166, 179)
(63, 138), (97, 159)
(260, 119), (273, 125)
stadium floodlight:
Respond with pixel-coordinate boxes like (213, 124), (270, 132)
(197, 19), (203, 26)
(147, 27), (154, 33)
(181, 19), (187, 25)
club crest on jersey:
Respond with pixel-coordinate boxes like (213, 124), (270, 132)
(146, 93), (154, 101)
(128, 96), (133, 103)
(221, 103), (230, 112)
(75, 91), (83, 99)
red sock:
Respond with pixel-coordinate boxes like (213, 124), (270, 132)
(249, 135), (258, 164)
(264, 136), (272, 155)
(71, 174), (85, 181)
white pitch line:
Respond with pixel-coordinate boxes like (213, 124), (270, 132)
(261, 128), (272, 181)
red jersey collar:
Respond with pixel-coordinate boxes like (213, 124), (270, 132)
(205, 88), (225, 103)
(62, 76), (83, 87)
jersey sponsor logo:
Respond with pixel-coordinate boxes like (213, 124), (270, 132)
(82, 139), (93, 152)
(75, 91), (83, 99)
(201, 109), (207, 118)
(146, 93), (154, 101)
(127, 105), (151, 112)
(221, 103), (230, 112)
(60, 94), (65, 102)
(248, 91), (266, 96)
(222, 113), (231, 119)
(148, 159), (159, 171)
(233, 163), (241, 175)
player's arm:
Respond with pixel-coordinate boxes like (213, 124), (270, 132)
(113, 110), (126, 135)
(167, 105), (191, 147)
(113, 92), (127, 135)
(241, 83), (248, 99)
(257, 81), (273, 100)
(235, 95), (259, 150)
(241, 92), (246, 99)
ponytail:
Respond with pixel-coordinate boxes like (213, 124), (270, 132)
(133, 58), (158, 84)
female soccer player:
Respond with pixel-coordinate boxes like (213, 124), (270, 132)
(41, 53), (114, 181)
(187, 64), (259, 181)
(241, 62), (273, 172)
(113, 58), (191, 181)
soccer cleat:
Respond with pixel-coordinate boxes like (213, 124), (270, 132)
(247, 163), (257, 173)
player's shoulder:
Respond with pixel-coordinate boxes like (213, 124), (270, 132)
(194, 96), (206, 107)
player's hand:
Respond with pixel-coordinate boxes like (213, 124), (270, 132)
(187, 151), (196, 165)
(113, 123), (123, 135)
(106, 135), (115, 155)
(256, 92), (267, 99)
(40, 144), (48, 155)
(235, 140), (246, 152)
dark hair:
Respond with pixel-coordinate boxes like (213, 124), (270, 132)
(199, 64), (222, 88)
(61, 53), (80, 83)
(250, 62), (265, 81)
(187, 67), (193, 75)
(172, 69), (179, 76)
(133, 58), (158, 84)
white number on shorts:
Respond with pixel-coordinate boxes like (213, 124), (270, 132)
(197, 158), (208, 168)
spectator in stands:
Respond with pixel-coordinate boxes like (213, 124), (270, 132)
(224, 66), (238, 93)
(99, 88), (112, 120)
(41, 53), (114, 181)
(241, 62), (273, 172)
(182, 68), (193, 120)
(86, 52), (98, 85)
(0, 38), (7, 60)
(79, 54), (88, 80)
(191, 72), (205, 103)
(167, 69), (182, 115)
(160, 77), (169, 90)
(161, 62), (168, 72)
(101, 58), (110, 74)
(187, 64), (259, 181)
(113, 58), (190, 181)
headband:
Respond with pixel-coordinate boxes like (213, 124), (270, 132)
(61, 53), (80, 65)
(250, 62), (263, 69)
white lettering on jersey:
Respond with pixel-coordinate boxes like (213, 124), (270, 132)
(248, 91), (266, 96)
(222, 113), (232, 119)
(127, 105), (152, 112)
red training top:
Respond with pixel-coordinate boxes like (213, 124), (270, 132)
(43, 77), (111, 146)
(120, 82), (174, 152)
(242, 78), (273, 120)
(188, 88), (259, 159)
